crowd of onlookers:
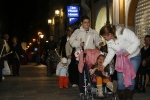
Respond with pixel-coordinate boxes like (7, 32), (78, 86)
(0, 33), (24, 82)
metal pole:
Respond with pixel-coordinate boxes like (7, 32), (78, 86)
(106, 0), (110, 25)
(39, 37), (41, 64)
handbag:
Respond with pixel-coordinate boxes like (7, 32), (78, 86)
(2, 61), (11, 75)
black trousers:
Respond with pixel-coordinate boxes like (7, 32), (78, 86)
(68, 60), (79, 85)
(12, 58), (20, 76)
(137, 66), (149, 88)
(79, 64), (89, 93)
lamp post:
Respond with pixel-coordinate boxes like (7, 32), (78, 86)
(54, 9), (60, 41)
(39, 34), (44, 48)
(106, 0), (110, 25)
(36, 32), (44, 65)
(48, 19), (52, 25)
(48, 19), (52, 36)
(55, 10), (60, 16)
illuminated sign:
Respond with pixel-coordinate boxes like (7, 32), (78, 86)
(69, 18), (79, 25)
(67, 5), (79, 18)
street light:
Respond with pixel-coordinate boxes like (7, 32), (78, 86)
(55, 10), (60, 16)
(33, 39), (36, 42)
(48, 19), (52, 24)
(29, 43), (32, 46)
(38, 32), (42, 35)
(38, 34), (44, 65)
(39, 34), (44, 39)
(39, 34), (44, 46)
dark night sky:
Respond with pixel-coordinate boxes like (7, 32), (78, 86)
(1, 0), (49, 43)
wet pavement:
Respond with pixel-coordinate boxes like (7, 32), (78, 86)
(0, 63), (150, 100)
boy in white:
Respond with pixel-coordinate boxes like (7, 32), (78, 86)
(56, 57), (71, 88)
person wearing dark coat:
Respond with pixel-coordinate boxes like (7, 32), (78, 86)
(59, 27), (73, 58)
(10, 37), (23, 76)
(44, 35), (57, 51)
(0, 33), (6, 82)
(44, 35), (58, 76)
(137, 35), (150, 93)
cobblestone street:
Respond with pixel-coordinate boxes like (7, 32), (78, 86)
(0, 63), (150, 100)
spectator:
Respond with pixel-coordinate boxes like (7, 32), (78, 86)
(10, 37), (24, 76)
(3, 34), (10, 53)
(138, 35), (150, 93)
(3, 34), (11, 66)
(44, 35), (58, 76)
(0, 32), (6, 82)
(59, 27), (73, 57)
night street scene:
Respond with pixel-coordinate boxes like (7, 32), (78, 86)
(0, 0), (150, 100)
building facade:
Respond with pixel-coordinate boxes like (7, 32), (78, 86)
(47, 0), (149, 47)
(91, 0), (148, 47)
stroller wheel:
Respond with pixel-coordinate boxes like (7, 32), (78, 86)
(81, 94), (90, 100)
(91, 98), (94, 100)
(107, 94), (119, 100)
(81, 94), (84, 100)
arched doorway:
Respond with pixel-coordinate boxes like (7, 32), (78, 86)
(95, 7), (112, 33)
(127, 0), (138, 30)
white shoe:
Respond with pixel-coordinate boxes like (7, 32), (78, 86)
(72, 84), (78, 87)
(98, 91), (104, 97)
(2, 76), (5, 80)
(97, 85), (104, 97)
(106, 82), (113, 92)
(79, 93), (83, 97)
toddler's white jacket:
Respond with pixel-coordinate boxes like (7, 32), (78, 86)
(56, 59), (71, 77)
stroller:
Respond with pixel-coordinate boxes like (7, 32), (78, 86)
(80, 50), (118, 100)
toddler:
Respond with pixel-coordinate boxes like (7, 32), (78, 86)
(90, 55), (113, 97)
(56, 57), (71, 88)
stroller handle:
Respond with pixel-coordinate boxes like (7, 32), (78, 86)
(82, 46), (86, 58)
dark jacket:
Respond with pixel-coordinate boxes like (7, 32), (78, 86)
(141, 46), (150, 67)
(145, 56), (150, 66)
(10, 43), (23, 63)
(44, 40), (57, 51)
(59, 35), (67, 57)
(0, 39), (6, 69)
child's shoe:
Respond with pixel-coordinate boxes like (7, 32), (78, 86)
(106, 82), (113, 92)
(72, 84), (78, 87)
(64, 86), (68, 88)
(59, 87), (63, 89)
(97, 85), (104, 97)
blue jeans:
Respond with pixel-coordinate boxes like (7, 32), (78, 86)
(117, 54), (141, 90)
